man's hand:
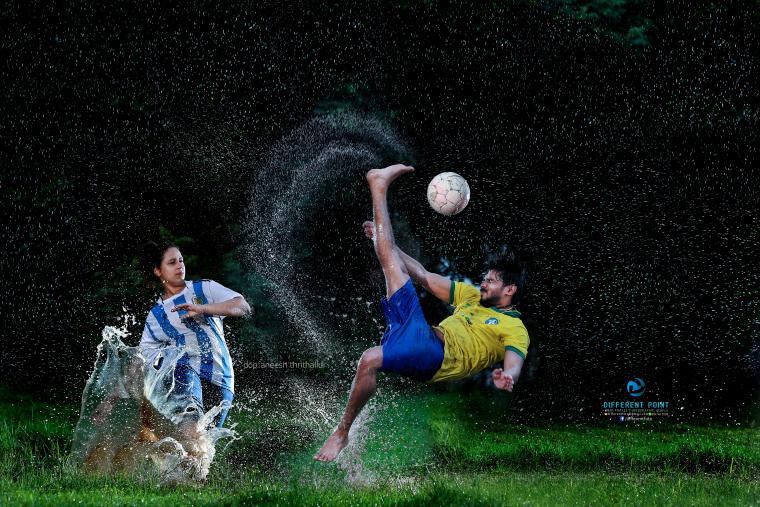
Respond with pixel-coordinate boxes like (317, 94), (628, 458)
(172, 303), (206, 319)
(492, 368), (515, 392)
(362, 220), (375, 241)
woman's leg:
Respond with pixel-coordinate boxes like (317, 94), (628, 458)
(202, 379), (234, 427)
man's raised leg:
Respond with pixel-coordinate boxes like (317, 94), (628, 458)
(314, 164), (414, 462)
(314, 346), (382, 461)
(365, 164), (415, 297)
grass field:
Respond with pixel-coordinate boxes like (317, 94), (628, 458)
(2, 385), (759, 506)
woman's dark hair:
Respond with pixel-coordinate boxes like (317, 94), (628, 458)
(139, 240), (179, 277)
(483, 249), (527, 305)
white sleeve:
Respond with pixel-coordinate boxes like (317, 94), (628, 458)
(139, 316), (166, 366)
(205, 280), (243, 304)
(205, 280), (243, 320)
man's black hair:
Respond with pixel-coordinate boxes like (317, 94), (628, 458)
(483, 249), (527, 305)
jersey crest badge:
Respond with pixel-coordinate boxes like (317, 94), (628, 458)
(485, 317), (499, 325)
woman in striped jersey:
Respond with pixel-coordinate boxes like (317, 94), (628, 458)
(140, 241), (250, 434)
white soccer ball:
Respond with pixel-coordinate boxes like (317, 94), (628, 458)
(427, 172), (470, 216)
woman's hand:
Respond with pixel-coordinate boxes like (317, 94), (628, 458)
(172, 303), (206, 319)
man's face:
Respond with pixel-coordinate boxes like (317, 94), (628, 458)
(479, 269), (515, 307)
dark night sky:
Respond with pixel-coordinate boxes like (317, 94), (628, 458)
(1, 1), (758, 422)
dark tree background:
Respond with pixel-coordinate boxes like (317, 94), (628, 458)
(2, 0), (758, 422)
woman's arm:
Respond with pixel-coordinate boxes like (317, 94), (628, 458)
(172, 296), (251, 319)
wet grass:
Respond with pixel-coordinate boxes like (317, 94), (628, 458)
(423, 391), (760, 476)
(2, 385), (759, 506)
(5, 472), (760, 507)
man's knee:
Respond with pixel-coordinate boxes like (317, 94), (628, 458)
(358, 346), (383, 372)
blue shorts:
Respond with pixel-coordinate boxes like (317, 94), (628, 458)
(379, 278), (444, 382)
(173, 363), (234, 428)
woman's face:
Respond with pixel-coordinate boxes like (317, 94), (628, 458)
(154, 247), (186, 287)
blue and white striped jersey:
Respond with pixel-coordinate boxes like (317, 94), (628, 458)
(140, 280), (241, 393)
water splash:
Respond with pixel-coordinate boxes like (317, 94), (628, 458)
(240, 113), (418, 484)
(334, 399), (378, 486)
(244, 112), (410, 359)
(70, 326), (238, 484)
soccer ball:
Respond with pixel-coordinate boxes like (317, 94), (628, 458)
(427, 172), (470, 216)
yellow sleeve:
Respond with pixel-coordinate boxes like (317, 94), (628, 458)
(449, 281), (481, 307)
(501, 323), (530, 359)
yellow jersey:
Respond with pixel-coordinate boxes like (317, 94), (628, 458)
(430, 281), (529, 383)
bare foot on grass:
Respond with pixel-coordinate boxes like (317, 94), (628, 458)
(314, 430), (348, 462)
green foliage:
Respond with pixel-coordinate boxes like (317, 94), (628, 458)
(315, 82), (399, 122)
(553, 0), (653, 46)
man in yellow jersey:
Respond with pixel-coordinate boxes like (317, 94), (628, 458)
(314, 164), (529, 462)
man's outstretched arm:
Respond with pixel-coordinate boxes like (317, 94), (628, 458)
(492, 351), (524, 392)
(363, 220), (451, 303)
(396, 249), (451, 303)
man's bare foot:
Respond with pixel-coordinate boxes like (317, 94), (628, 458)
(314, 430), (349, 462)
(366, 164), (414, 191)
